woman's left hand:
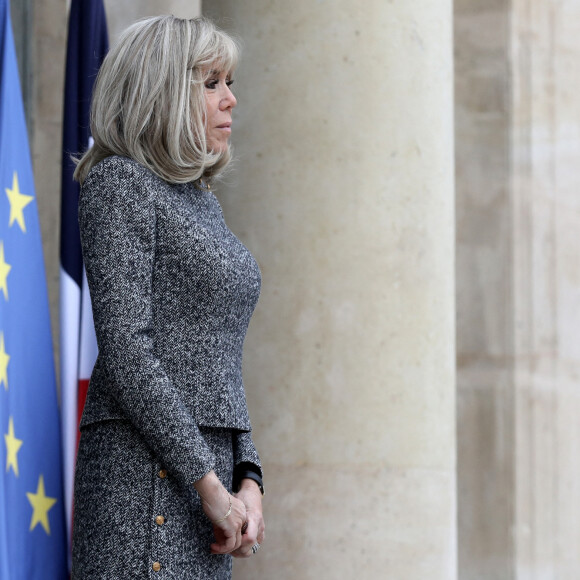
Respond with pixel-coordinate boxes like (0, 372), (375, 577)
(231, 479), (265, 558)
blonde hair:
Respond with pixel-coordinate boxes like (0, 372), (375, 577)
(74, 15), (239, 185)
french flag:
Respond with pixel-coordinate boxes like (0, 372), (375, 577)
(60, 0), (108, 544)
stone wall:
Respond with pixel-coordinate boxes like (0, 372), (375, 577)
(455, 0), (580, 577)
(454, 1), (515, 577)
(103, 0), (200, 44)
(511, 1), (580, 577)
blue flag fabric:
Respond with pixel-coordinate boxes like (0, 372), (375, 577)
(0, 0), (68, 577)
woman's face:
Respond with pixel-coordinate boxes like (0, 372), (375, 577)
(204, 69), (237, 153)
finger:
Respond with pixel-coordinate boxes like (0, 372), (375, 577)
(244, 515), (264, 543)
(211, 537), (237, 554)
(218, 527), (241, 553)
(235, 527), (244, 550)
(257, 523), (266, 544)
(210, 527), (237, 554)
(231, 546), (253, 559)
(239, 518), (259, 548)
(242, 541), (261, 558)
(210, 538), (234, 555)
(210, 543), (228, 554)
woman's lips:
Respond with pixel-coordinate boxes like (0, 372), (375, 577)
(216, 124), (231, 134)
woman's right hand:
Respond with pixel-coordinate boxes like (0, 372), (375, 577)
(194, 470), (247, 554)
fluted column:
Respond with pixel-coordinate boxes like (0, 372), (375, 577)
(103, 0), (201, 43)
(205, 2), (456, 578)
(455, 1), (580, 577)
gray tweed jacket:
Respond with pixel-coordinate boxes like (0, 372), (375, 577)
(79, 155), (262, 489)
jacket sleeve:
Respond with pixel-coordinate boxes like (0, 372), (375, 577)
(233, 431), (262, 477)
(79, 158), (215, 488)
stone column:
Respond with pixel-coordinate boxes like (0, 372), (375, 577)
(511, 0), (580, 577)
(205, 2), (457, 578)
(454, 2), (516, 578)
(104, 0), (201, 44)
(455, 0), (580, 577)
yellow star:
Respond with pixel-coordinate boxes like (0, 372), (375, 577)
(4, 417), (23, 476)
(0, 241), (12, 300)
(27, 474), (57, 535)
(5, 172), (34, 233)
(0, 332), (9, 390)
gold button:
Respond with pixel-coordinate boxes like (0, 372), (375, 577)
(158, 469), (167, 479)
(152, 561), (161, 572)
(155, 515), (165, 526)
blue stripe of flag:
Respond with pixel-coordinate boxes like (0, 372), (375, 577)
(60, 0), (108, 286)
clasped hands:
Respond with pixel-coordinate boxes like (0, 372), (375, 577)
(195, 470), (265, 557)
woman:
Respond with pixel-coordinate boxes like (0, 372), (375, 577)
(72, 16), (265, 579)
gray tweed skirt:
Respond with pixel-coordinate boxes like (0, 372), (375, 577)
(72, 420), (234, 579)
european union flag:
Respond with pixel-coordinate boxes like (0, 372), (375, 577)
(0, 0), (68, 577)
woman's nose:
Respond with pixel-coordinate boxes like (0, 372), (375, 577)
(221, 86), (237, 109)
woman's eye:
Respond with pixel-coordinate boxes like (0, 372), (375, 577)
(205, 79), (218, 89)
(226, 79), (234, 87)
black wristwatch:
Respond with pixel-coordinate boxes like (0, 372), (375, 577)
(237, 470), (264, 496)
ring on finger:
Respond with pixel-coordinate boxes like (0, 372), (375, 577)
(251, 543), (260, 554)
